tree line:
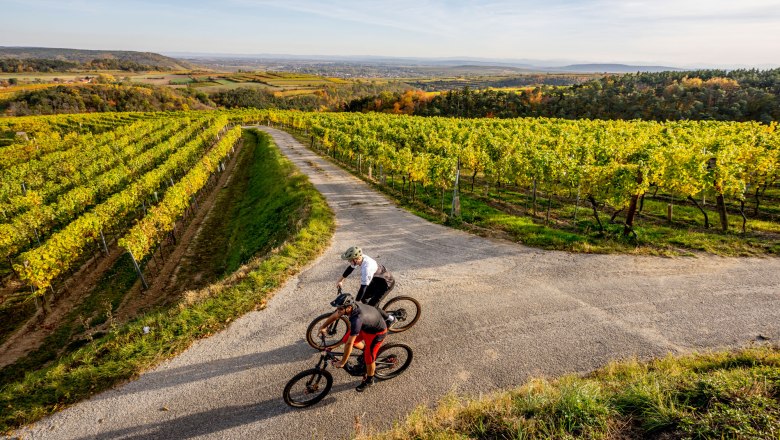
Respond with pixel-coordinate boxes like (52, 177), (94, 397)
(211, 81), (411, 111)
(2, 84), (211, 115)
(345, 69), (780, 123)
(0, 58), (179, 73)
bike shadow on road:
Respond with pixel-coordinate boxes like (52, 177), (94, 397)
(70, 381), (361, 440)
(90, 339), (318, 402)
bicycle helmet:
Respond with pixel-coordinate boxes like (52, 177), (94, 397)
(341, 246), (363, 260)
(330, 293), (355, 308)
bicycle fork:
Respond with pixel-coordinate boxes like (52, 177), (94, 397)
(305, 359), (329, 393)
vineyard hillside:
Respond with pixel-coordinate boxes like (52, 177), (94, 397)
(0, 110), (336, 433)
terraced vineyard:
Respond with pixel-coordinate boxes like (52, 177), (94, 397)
(1, 112), (241, 309)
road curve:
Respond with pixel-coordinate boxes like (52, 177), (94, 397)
(13, 127), (780, 440)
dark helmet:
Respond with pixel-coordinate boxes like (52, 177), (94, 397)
(330, 293), (355, 308)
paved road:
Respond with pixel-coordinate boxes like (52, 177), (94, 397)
(13, 127), (780, 440)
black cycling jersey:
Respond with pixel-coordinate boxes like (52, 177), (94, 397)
(348, 303), (389, 336)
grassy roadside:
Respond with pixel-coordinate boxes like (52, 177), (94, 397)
(171, 129), (311, 293)
(358, 346), (780, 439)
(286, 129), (779, 257)
(0, 129), (335, 433)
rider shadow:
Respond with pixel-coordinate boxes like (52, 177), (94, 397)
(71, 381), (361, 440)
(91, 339), (316, 401)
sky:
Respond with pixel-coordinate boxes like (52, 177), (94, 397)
(2, 0), (780, 68)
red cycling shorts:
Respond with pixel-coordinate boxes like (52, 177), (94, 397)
(342, 330), (387, 364)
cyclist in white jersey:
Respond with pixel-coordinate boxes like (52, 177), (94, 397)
(336, 246), (395, 307)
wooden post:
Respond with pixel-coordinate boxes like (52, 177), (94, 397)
(716, 194), (728, 231)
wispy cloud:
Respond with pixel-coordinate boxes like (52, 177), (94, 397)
(2, 0), (779, 66)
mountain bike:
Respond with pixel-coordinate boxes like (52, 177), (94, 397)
(283, 336), (413, 408)
(305, 288), (421, 349)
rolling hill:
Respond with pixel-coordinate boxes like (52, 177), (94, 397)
(0, 47), (194, 71)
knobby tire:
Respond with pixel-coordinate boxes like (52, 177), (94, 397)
(283, 369), (333, 408)
(382, 296), (421, 333)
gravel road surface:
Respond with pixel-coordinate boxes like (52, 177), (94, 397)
(12, 126), (780, 440)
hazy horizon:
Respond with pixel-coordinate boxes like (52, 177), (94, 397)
(3, 0), (780, 69)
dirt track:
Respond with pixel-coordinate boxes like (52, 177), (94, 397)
(12, 127), (780, 440)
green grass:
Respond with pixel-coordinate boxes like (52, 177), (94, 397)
(358, 346), (780, 440)
(171, 129), (313, 292)
(168, 77), (193, 85)
(0, 128), (335, 433)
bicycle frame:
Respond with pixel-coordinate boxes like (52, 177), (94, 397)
(314, 336), (396, 378)
(324, 288), (405, 332)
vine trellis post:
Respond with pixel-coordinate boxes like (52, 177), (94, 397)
(129, 251), (149, 290)
(451, 158), (461, 217)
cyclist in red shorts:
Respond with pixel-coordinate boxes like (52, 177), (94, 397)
(319, 293), (390, 392)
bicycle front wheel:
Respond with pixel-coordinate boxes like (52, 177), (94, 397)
(306, 312), (350, 349)
(382, 296), (421, 333)
(374, 343), (413, 380)
(283, 369), (333, 408)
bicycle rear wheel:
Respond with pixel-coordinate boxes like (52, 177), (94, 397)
(283, 369), (333, 408)
(382, 296), (421, 333)
(374, 343), (413, 380)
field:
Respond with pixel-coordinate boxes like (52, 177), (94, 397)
(184, 71), (347, 96)
(0, 71), (353, 101)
